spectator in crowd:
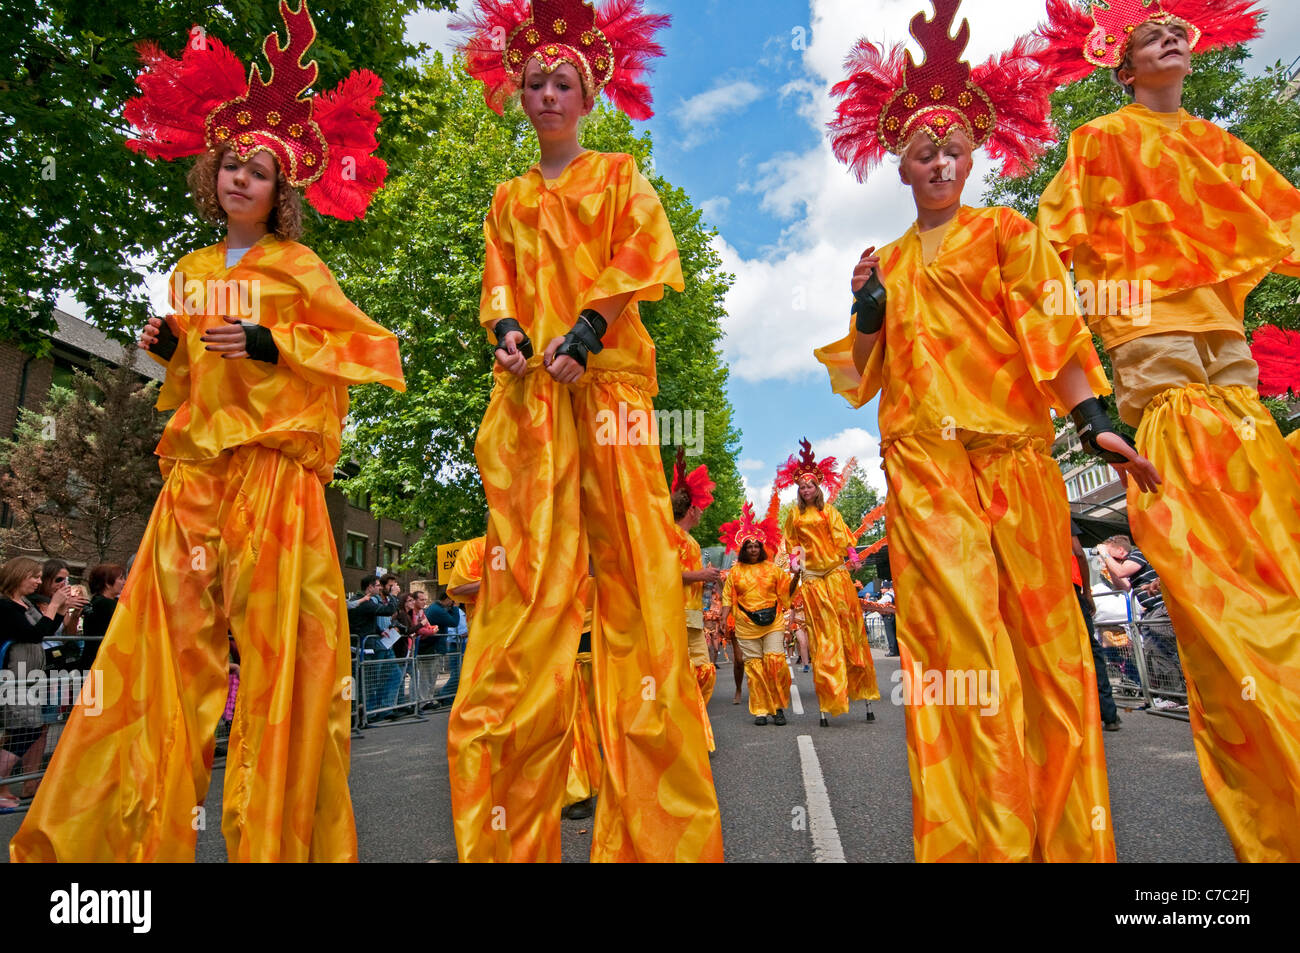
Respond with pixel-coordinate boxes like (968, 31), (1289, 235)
(422, 592), (463, 705)
(1071, 524), (1120, 732)
(0, 557), (86, 809)
(1098, 535), (1178, 664)
(30, 560), (84, 671)
(879, 582), (898, 657)
(347, 576), (402, 720)
(79, 564), (126, 668)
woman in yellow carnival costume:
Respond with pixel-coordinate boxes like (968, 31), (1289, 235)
(670, 448), (722, 751)
(719, 504), (801, 727)
(1032, 0), (1300, 862)
(776, 440), (880, 728)
(816, 0), (1159, 862)
(11, 1), (403, 862)
(447, 0), (722, 863)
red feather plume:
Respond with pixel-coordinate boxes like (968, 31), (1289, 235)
(672, 446), (716, 510)
(306, 70), (389, 220)
(1252, 325), (1300, 398)
(595, 0), (670, 121)
(970, 35), (1059, 177)
(828, 39), (908, 182)
(452, 0), (531, 116)
(123, 36), (248, 161)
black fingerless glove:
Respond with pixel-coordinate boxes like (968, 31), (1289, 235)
(554, 309), (607, 369)
(851, 274), (887, 335)
(492, 318), (534, 359)
(148, 320), (179, 361)
(1070, 397), (1132, 464)
(241, 322), (279, 364)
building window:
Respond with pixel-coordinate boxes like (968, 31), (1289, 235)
(345, 533), (367, 569)
(382, 541), (402, 570)
(346, 488), (369, 510)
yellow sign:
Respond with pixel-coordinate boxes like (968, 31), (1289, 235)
(437, 539), (472, 586)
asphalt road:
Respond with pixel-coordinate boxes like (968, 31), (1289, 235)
(0, 651), (1235, 863)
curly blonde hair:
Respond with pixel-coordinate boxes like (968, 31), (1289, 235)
(187, 149), (303, 241)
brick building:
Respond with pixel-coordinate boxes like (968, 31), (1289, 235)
(1, 308), (431, 596)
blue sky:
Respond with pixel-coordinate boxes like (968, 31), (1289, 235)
(407, 0), (1300, 509)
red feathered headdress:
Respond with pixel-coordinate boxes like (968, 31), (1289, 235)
(1252, 325), (1300, 399)
(828, 0), (1058, 180)
(719, 502), (782, 555)
(774, 438), (845, 494)
(672, 447), (715, 511)
(454, 0), (669, 120)
(1031, 0), (1263, 87)
(123, 0), (387, 221)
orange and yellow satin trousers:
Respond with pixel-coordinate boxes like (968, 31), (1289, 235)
(688, 625), (716, 750)
(564, 652), (602, 808)
(884, 430), (1115, 863)
(1128, 384), (1300, 861)
(11, 445), (356, 862)
(801, 565), (880, 716)
(447, 367), (722, 862)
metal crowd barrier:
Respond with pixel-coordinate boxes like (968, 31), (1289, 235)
(354, 634), (464, 729)
(1093, 592), (1188, 721)
(863, 615), (890, 653)
(0, 633), (103, 803)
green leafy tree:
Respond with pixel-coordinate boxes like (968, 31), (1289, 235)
(1, 0), (453, 354)
(985, 44), (1300, 435)
(0, 359), (165, 563)
(324, 56), (744, 567)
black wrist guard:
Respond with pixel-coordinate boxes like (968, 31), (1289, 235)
(851, 274), (887, 335)
(1070, 397), (1131, 464)
(492, 318), (533, 359)
(241, 322), (279, 364)
(148, 320), (179, 361)
(554, 309), (607, 368)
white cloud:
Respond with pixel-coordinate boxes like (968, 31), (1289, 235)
(700, 196), (731, 225)
(674, 80), (763, 149)
(737, 457), (767, 471)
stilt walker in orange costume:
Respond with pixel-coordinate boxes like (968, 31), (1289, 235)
(816, 0), (1160, 862)
(669, 448), (721, 751)
(776, 440), (880, 728)
(447, 0), (722, 863)
(1033, 0), (1300, 861)
(719, 504), (800, 727)
(11, 0), (402, 863)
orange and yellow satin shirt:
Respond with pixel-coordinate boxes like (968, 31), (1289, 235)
(815, 205), (1108, 444)
(673, 524), (704, 613)
(1038, 103), (1300, 350)
(478, 150), (685, 389)
(723, 561), (795, 640)
(783, 504), (855, 572)
(150, 235), (404, 482)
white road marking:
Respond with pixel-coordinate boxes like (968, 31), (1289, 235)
(789, 679), (804, 715)
(797, 734), (846, 863)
